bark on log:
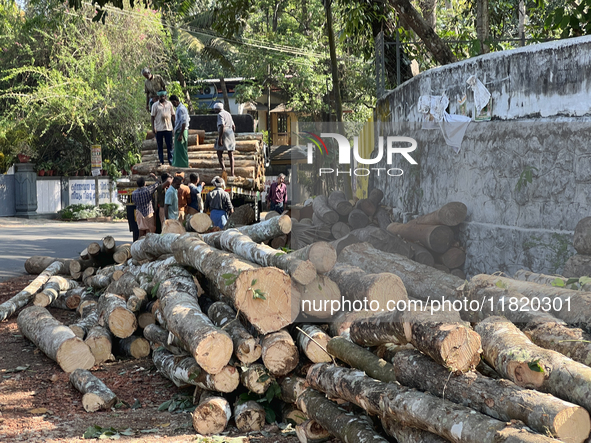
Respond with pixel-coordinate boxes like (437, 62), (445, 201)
(296, 325), (331, 364)
(69, 309), (99, 339)
(450, 268), (466, 279)
(355, 198), (377, 217)
(409, 243), (435, 267)
(280, 376), (307, 404)
(172, 234), (293, 334)
(381, 418), (448, 443)
(192, 391), (231, 435)
(84, 274), (111, 290)
(271, 234), (288, 249)
(142, 138), (258, 152)
(133, 163), (257, 180)
(328, 310), (374, 338)
(523, 321), (591, 366)
(348, 208), (370, 230)
(373, 207), (392, 231)
(202, 214), (291, 249)
(298, 275), (341, 320)
(240, 363), (274, 394)
(130, 233), (181, 262)
(48, 288), (82, 311)
(69, 369), (117, 412)
(394, 349), (590, 442)
(349, 307), (481, 372)
(153, 265), (233, 374)
(227, 204), (255, 228)
(185, 213), (212, 233)
(327, 262), (408, 308)
(207, 301), (262, 364)
(142, 323), (186, 354)
(475, 316), (591, 412)
(113, 244), (132, 264)
(106, 273), (140, 299)
(162, 219), (186, 235)
(434, 264), (450, 273)
(234, 400), (266, 433)
(117, 335), (151, 359)
(387, 222), (454, 254)
(17, 306), (95, 372)
(296, 389), (389, 443)
(218, 229), (316, 285)
(436, 247), (466, 269)
(152, 348), (239, 392)
(329, 233), (358, 255)
(327, 191), (353, 216)
(127, 288), (148, 313)
(101, 236), (116, 255)
(312, 195), (338, 225)
(97, 293), (137, 339)
(261, 329), (299, 376)
(282, 404), (307, 425)
(295, 420), (331, 443)
(290, 241), (336, 274)
(24, 256), (74, 275)
(69, 257), (98, 275)
(574, 216), (591, 254)
(409, 202), (467, 227)
(34, 276), (79, 307)
(513, 269), (588, 289)
(368, 188), (384, 206)
(327, 336), (397, 382)
(330, 221), (350, 239)
(563, 254), (591, 279)
(0, 260), (64, 322)
(84, 326), (113, 365)
(351, 225), (412, 257)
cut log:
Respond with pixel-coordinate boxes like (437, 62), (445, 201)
(261, 329), (299, 376)
(265, 211), (281, 220)
(329, 221), (350, 239)
(207, 301), (262, 364)
(271, 234), (288, 249)
(79, 248), (90, 260)
(409, 243), (435, 267)
(84, 274), (111, 290)
(290, 241), (336, 274)
(282, 404), (307, 425)
(69, 257), (98, 275)
(101, 236), (116, 255)
(152, 348), (239, 392)
(153, 265), (233, 374)
(142, 323), (185, 354)
(524, 321), (591, 367)
(355, 198), (377, 217)
(368, 188), (384, 206)
(296, 389), (389, 443)
(436, 246), (466, 269)
(387, 222), (454, 254)
(17, 306), (95, 372)
(280, 376), (307, 404)
(381, 418), (448, 443)
(296, 325), (331, 363)
(130, 233), (180, 262)
(69, 369), (117, 412)
(185, 213), (212, 233)
(349, 307), (481, 372)
(240, 363), (274, 394)
(327, 191), (353, 216)
(1, 260), (64, 322)
(328, 310), (374, 338)
(307, 364), (560, 443)
(126, 288), (148, 313)
(172, 234), (293, 334)
(347, 208), (369, 230)
(433, 263), (450, 273)
(375, 343), (414, 363)
(475, 316), (591, 412)
(82, 266), (95, 283)
(563, 254), (591, 279)
(298, 275), (341, 320)
(137, 312), (155, 329)
(227, 204), (255, 228)
(351, 225), (412, 257)
(106, 273), (140, 299)
(84, 326), (113, 365)
(450, 268), (466, 279)
(295, 420), (331, 443)
(373, 207), (392, 231)
(87, 242), (101, 257)
(514, 269), (588, 289)
(393, 349), (591, 442)
(234, 400), (266, 433)
(162, 219), (186, 235)
(192, 391), (231, 435)
(312, 195), (338, 225)
(24, 256), (74, 275)
(77, 294), (98, 318)
(409, 202), (468, 227)
(113, 244), (132, 264)
(117, 335), (151, 359)
(329, 233), (358, 255)
(327, 262), (408, 308)
(574, 216), (591, 254)
(327, 336), (397, 382)
(49, 288), (83, 311)
(69, 309), (99, 339)
(202, 214), (291, 249)
(218, 229), (316, 285)
(34, 276), (79, 307)
(97, 293), (137, 339)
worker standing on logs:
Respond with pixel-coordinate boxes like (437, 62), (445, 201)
(213, 102), (236, 177)
(131, 172), (160, 238)
(267, 173), (288, 214)
(205, 176), (234, 228)
(142, 67), (166, 113)
(164, 175), (182, 220)
(151, 90), (175, 166)
(187, 173), (204, 215)
(169, 95), (190, 168)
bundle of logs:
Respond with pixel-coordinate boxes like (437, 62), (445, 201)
(2, 214), (591, 442)
(292, 190), (469, 278)
(124, 130), (266, 191)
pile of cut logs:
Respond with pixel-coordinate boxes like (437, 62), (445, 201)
(124, 130), (266, 191)
(1, 212), (591, 442)
(292, 190), (468, 278)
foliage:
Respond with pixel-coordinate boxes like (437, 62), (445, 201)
(83, 425), (134, 439)
(237, 380), (282, 423)
(543, 0), (591, 38)
(58, 203), (125, 220)
(515, 165), (539, 192)
(158, 392), (195, 412)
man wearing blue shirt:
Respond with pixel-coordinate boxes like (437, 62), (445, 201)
(164, 176), (182, 220)
(187, 173), (205, 215)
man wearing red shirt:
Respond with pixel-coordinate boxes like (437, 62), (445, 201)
(266, 173), (288, 214)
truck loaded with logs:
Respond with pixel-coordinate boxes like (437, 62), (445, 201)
(3, 194), (591, 442)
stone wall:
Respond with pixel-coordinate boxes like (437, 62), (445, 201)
(372, 36), (591, 276)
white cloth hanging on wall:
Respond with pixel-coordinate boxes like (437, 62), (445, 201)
(417, 94), (471, 153)
(440, 113), (471, 153)
(466, 75), (491, 116)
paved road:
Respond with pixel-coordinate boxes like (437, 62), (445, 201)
(0, 218), (132, 281)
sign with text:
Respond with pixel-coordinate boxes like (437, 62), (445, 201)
(69, 178), (112, 205)
(91, 145), (102, 170)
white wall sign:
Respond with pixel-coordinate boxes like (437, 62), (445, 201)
(69, 178), (113, 205)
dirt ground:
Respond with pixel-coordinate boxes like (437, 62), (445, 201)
(0, 274), (308, 443)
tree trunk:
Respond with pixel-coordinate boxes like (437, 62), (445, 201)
(574, 216), (591, 254)
(393, 349), (590, 442)
(296, 389), (389, 443)
(127, 288), (148, 313)
(207, 301), (262, 364)
(240, 363), (274, 394)
(329, 233), (359, 255)
(355, 198), (377, 217)
(142, 323), (186, 355)
(563, 254), (591, 278)
(387, 222), (454, 254)
(101, 236), (116, 254)
(227, 204), (255, 228)
(219, 76), (231, 112)
(84, 326), (113, 365)
(410, 243), (435, 266)
(192, 391), (231, 435)
(84, 274), (112, 290)
(106, 273), (140, 299)
(296, 325), (332, 363)
(513, 269), (591, 290)
(295, 420), (331, 443)
(234, 400), (266, 433)
(33, 276), (79, 307)
(130, 233), (180, 262)
(153, 264), (233, 374)
(69, 257), (98, 275)
(327, 336), (397, 382)
(282, 404), (307, 425)
(290, 241), (336, 274)
(475, 316), (591, 412)
(152, 348), (239, 392)
(162, 219), (186, 235)
(3, 261), (68, 322)
(476, 0), (490, 53)
(330, 222), (350, 239)
(351, 225), (412, 257)
(202, 214), (291, 249)
(172, 235), (293, 334)
(218, 229), (316, 285)
(185, 213), (212, 233)
(117, 335), (150, 359)
(313, 195), (339, 224)
(389, 0), (457, 65)
(97, 293), (137, 339)
(410, 202), (468, 226)
(436, 247), (466, 269)
(49, 288), (82, 311)
(280, 376), (307, 404)
(523, 321), (591, 366)
(451, 268), (466, 279)
(368, 188), (384, 206)
(17, 306), (95, 372)
(349, 307), (481, 372)
(261, 329), (299, 376)
(373, 207), (392, 231)
(381, 418), (447, 443)
(24, 256), (74, 275)
(348, 208), (369, 230)
(327, 262), (408, 308)
(113, 244), (132, 264)
(434, 263), (450, 273)
(298, 274), (341, 320)
(69, 309), (99, 339)
(327, 191), (352, 216)
(69, 369), (117, 412)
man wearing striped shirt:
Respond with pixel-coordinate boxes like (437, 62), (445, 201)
(132, 172), (160, 238)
